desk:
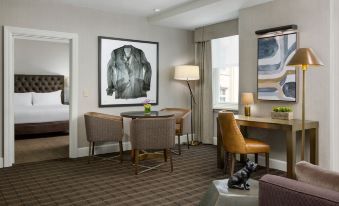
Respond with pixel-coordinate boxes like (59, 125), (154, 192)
(217, 115), (319, 178)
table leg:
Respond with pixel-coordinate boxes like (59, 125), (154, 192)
(240, 126), (248, 163)
(286, 130), (296, 179)
(309, 128), (319, 165)
(217, 118), (224, 169)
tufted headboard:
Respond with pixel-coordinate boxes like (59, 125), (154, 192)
(14, 74), (65, 103)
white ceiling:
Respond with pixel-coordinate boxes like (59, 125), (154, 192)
(56, 0), (273, 30)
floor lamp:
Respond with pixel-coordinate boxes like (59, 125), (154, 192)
(287, 48), (324, 160)
(174, 65), (200, 145)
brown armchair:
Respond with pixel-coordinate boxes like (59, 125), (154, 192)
(84, 112), (124, 163)
(130, 117), (176, 175)
(160, 108), (191, 155)
(218, 112), (270, 174)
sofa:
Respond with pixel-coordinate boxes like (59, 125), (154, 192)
(259, 161), (339, 206)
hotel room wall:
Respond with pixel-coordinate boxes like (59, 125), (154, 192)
(331, 0), (339, 172)
(14, 39), (70, 102)
(0, 0), (194, 157)
(239, 0), (331, 168)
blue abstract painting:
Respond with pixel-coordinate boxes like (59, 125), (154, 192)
(257, 33), (297, 101)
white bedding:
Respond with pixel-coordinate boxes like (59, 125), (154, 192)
(15, 105), (69, 124)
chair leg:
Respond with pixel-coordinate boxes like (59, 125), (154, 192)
(265, 153), (270, 173)
(255, 153), (258, 164)
(169, 149), (173, 172)
(92, 142), (95, 156)
(135, 149), (139, 175)
(223, 152), (229, 175)
(186, 134), (190, 149)
(87, 142), (92, 164)
(119, 141), (123, 163)
(177, 135), (181, 155)
(164, 149), (168, 162)
(131, 149), (135, 163)
(229, 153), (235, 175)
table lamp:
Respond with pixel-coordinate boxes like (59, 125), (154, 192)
(241, 93), (254, 116)
(287, 48), (324, 160)
(174, 65), (200, 145)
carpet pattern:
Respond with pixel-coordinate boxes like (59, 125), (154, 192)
(15, 135), (69, 164)
(0, 145), (285, 206)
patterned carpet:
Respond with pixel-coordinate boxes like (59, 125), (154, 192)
(15, 135), (69, 164)
(0, 145), (285, 206)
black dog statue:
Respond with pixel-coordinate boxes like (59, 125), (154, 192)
(227, 159), (257, 190)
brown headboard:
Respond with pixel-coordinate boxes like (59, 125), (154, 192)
(14, 74), (65, 103)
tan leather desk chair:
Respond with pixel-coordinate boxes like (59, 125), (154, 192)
(84, 112), (124, 163)
(218, 112), (270, 174)
(160, 108), (191, 155)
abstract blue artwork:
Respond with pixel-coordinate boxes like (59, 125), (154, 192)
(257, 33), (297, 101)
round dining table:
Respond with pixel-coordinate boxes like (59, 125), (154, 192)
(120, 111), (175, 119)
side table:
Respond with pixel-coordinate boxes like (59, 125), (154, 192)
(199, 179), (259, 206)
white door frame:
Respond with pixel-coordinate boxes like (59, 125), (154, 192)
(3, 26), (79, 167)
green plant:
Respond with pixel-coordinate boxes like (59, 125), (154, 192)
(273, 106), (293, 113)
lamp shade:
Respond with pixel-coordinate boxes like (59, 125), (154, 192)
(174, 65), (200, 80)
(241, 93), (254, 105)
(287, 48), (324, 67)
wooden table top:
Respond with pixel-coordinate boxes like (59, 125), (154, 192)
(120, 111), (175, 119)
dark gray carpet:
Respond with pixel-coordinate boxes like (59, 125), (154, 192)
(0, 145), (285, 206)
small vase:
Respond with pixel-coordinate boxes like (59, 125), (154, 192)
(144, 104), (151, 114)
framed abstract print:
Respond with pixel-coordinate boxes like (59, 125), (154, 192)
(98, 36), (159, 107)
(257, 32), (298, 102)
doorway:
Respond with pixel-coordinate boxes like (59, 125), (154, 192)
(3, 26), (79, 167)
(14, 39), (70, 164)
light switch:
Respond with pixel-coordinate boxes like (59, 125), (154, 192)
(83, 89), (89, 97)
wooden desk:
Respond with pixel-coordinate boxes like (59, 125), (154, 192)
(217, 115), (319, 178)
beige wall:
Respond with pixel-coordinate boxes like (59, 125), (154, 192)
(0, 0), (194, 157)
(15, 39), (70, 77)
(239, 0), (331, 168)
(331, 0), (339, 171)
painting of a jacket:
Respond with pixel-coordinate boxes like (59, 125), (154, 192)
(106, 45), (152, 99)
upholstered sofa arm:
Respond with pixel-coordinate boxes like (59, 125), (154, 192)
(259, 175), (339, 206)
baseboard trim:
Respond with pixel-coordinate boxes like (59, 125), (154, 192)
(78, 142), (132, 157)
(0, 157), (3, 168)
(213, 136), (287, 172)
(78, 135), (192, 158)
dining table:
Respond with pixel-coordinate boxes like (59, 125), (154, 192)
(120, 111), (175, 119)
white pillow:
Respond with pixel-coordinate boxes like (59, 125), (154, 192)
(32, 90), (62, 106)
(14, 92), (32, 106)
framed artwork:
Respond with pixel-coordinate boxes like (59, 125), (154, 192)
(98, 36), (159, 107)
(257, 32), (298, 102)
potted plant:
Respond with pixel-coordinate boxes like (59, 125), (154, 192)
(271, 106), (293, 120)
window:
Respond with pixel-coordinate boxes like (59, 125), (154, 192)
(212, 35), (239, 110)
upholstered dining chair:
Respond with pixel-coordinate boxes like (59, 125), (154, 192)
(160, 108), (191, 155)
(218, 112), (270, 174)
(84, 112), (124, 163)
(130, 117), (176, 175)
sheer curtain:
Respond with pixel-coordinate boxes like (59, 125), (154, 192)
(193, 41), (214, 144)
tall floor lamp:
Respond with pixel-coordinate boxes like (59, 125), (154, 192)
(287, 48), (324, 160)
(174, 65), (200, 145)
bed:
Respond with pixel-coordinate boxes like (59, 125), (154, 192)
(14, 74), (69, 136)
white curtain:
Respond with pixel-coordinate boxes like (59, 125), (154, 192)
(193, 41), (214, 144)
